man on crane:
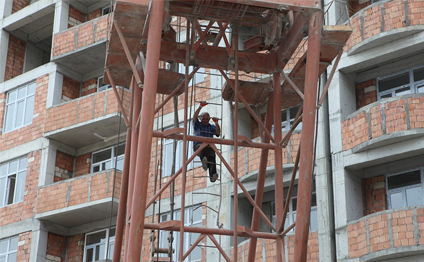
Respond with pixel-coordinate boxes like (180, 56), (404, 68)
(193, 101), (220, 182)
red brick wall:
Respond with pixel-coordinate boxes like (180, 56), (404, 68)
(17, 232), (32, 261)
(345, 0), (424, 52)
(5, 35), (26, 81)
(81, 78), (97, 96)
(74, 153), (91, 177)
(55, 151), (75, 182)
(362, 175), (386, 216)
(68, 6), (85, 28)
(36, 171), (122, 214)
(62, 76), (80, 101)
(0, 151), (40, 227)
(12, 0), (30, 13)
(66, 234), (84, 262)
(341, 111), (368, 151)
(52, 15), (110, 58)
(0, 74), (48, 151)
(392, 209), (415, 247)
(46, 233), (66, 261)
(87, 9), (102, 21)
(356, 80), (377, 109)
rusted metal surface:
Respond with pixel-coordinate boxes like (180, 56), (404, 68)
(104, 0), (352, 261)
(293, 12), (323, 262)
(127, 1), (165, 261)
(221, 79), (272, 105)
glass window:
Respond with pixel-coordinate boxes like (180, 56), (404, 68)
(271, 181), (317, 232)
(84, 228), (115, 262)
(162, 124), (201, 177)
(97, 77), (111, 92)
(377, 65), (424, 100)
(91, 144), (125, 173)
(0, 236), (18, 262)
(3, 82), (36, 133)
(159, 206), (202, 261)
(102, 5), (112, 15)
(272, 104), (302, 133)
(387, 169), (424, 209)
(0, 157), (27, 208)
(178, 65), (206, 85)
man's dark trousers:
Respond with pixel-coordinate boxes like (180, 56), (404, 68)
(194, 143), (217, 177)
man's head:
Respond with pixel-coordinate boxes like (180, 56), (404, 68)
(200, 112), (210, 125)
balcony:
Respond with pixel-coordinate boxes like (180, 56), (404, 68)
(347, 206), (424, 260)
(341, 95), (424, 153)
(345, 0), (424, 55)
(51, 15), (110, 74)
(44, 88), (130, 148)
(35, 170), (121, 227)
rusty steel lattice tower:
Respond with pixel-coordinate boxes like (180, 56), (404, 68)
(102, 0), (351, 261)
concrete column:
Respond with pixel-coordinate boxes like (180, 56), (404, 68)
(328, 70), (362, 260)
(0, 30), (9, 83)
(0, 0), (13, 19)
(315, 73), (336, 262)
(29, 228), (48, 262)
(46, 66), (63, 108)
(38, 139), (57, 186)
(53, 0), (69, 34)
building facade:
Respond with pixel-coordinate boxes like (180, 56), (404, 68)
(0, 0), (424, 262)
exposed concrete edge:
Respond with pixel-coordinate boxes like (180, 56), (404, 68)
(2, 0), (56, 31)
(352, 129), (424, 153)
(51, 39), (107, 62)
(35, 197), (119, 219)
(0, 62), (55, 93)
(43, 112), (123, 137)
(361, 245), (424, 261)
(344, 135), (424, 170)
(348, 26), (424, 56)
(239, 164), (295, 183)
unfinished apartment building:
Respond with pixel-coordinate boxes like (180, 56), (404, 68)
(1, 0), (424, 261)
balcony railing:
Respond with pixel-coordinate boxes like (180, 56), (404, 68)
(35, 170), (121, 227)
(342, 94), (424, 151)
(347, 206), (424, 259)
(44, 88), (130, 148)
(51, 14), (110, 58)
(345, 0), (424, 53)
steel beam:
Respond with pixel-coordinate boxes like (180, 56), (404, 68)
(294, 11), (323, 262)
(273, 72), (285, 262)
(247, 94), (274, 262)
(127, 1), (165, 261)
(112, 77), (134, 262)
(106, 69), (130, 127)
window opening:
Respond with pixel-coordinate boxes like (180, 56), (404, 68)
(0, 156), (27, 207)
(159, 206), (202, 261)
(97, 76), (111, 92)
(377, 65), (424, 99)
(91, 144), (125, 173)
(84, 228), (115, 262)
(3, 82), (36, 133)
(162, 123), (201, 177)
(386, 169), (424, 209)
(102, 5), (112, 16)
(272, 104), (302, 133)
(271, 181), (317, 232)
(0, 236), (18, 262)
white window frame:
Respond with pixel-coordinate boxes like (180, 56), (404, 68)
(91, 143), (125, 173)
(377, 65), (424, 100)
(97, 76), (111, 92)
(271, 104), (302, 133)
(3, 82), (36, 133)
(271, 182), (317, 232)
(101, 5), (112, 16)
(0, 235), (18, 262)
(83, 228), (115, 262)
(162, 123), (201, 177)
(0, 156), (27, 208)
(159, 206), (203, 262)
(386, 168), (424, 209)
